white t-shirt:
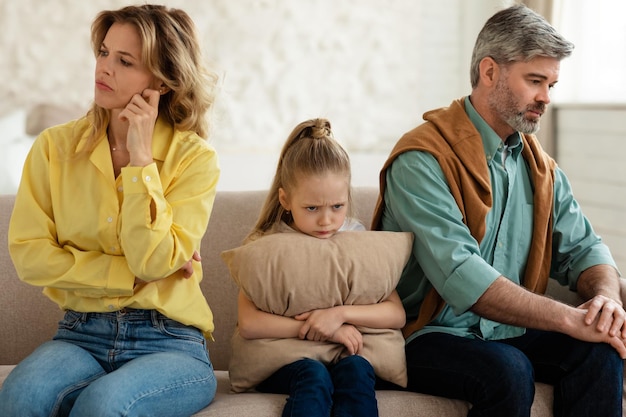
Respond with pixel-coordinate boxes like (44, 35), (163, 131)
(276, 218), (366, 234)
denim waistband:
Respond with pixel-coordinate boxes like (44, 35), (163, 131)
(67, 308), (167, 322)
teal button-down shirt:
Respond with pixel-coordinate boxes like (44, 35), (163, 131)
(381, 97), (616, 343)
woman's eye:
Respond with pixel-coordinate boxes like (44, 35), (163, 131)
(98, 49), (108, 57)
(120, 59), (131, 67)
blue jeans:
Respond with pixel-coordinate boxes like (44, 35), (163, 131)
(0, 309), (217, 417)
(404, 330), (623, 417)
(256, 356), (378, 417)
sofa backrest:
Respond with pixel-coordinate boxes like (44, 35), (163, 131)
(0, 194), (65, 365)
(0, 187), (380, 370)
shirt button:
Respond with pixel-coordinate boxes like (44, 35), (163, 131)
(145, 175), (151, 182)
(117, 186), (123, 192)
(132, 176), (138, 183)
(107, 217), (113, 223)
(108, 305), (115, 310)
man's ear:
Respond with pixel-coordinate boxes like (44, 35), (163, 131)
(479, 56), (500, 87)
(278, 188), (290, 211)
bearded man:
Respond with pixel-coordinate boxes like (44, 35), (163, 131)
(372, 5), (624, 417)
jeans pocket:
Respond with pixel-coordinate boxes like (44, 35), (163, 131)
(57, 310), (84, 330)
(157, 318), (205, 344)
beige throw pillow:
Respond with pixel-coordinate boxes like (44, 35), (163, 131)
(221, 230), (413, 392)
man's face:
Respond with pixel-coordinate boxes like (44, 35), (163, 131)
(488, 56), (560, 135)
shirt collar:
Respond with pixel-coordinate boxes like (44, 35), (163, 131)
(504, 132), (523, 158)
(464, 96), (524, 164)
(82, 116), (174, 161)
(151, 116), (174, 162)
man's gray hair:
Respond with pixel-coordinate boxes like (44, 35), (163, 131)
(470, 4), (574, 88)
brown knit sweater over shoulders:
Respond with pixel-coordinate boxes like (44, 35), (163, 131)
(372, 98), (557, 338)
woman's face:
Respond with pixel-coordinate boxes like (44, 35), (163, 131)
(94, 22), (158, 111)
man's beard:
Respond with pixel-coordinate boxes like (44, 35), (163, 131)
(488, 77), (546, 134)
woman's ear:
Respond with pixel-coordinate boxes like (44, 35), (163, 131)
(155, 82), (170, 95)
(278, 188), (290, 211)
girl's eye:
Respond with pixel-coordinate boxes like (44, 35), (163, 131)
(333, 204), (344, 210)
(306, 207), (317, 212)
(98, 49), (108, 57)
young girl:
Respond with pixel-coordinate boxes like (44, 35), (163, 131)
(237, 118), (406, 417)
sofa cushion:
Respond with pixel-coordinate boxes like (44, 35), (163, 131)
(25, 103), (85, 136)
(221, 230), (413, 392)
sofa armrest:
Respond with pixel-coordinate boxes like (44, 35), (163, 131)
(545, 280), (582, 306)
(546, 276), (626, 307)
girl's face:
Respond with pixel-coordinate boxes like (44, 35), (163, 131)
(94, 22), (158, 111)
(279, 172), (349, 239)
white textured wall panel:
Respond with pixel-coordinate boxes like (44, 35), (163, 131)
(555, 105), (626, 271)
(0, 0), (506, 155)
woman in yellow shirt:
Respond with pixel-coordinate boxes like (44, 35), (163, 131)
(0, 5), (220, 416)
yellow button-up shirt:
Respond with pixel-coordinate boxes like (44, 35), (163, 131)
(8, 116), (220, 339)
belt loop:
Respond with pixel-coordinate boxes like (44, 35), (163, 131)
(151, 309), (161, 327)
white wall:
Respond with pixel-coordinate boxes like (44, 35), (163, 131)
(0, 0), (507, 159)
(2, 2), (622, 272)
(553, 104), (626, 272)
(555, 0), (626, 103)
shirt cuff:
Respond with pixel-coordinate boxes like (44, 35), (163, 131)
(74, 255), (134, 298)
(441, 253), (502, 315)
(568, 249), (620, 290)
(121, 163), (161, 195)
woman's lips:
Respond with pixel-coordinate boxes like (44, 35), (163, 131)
(95, 81), (112, 91)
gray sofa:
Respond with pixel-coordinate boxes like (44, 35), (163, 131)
(0, 188), (623, 416)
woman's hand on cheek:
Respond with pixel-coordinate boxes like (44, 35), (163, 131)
(120, 88), (160, 167)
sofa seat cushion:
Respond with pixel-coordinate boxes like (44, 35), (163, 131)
(197, 370), (472, 417)
(0, 365), (562, 417)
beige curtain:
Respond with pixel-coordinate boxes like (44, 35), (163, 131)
(522, 0), (558, 157)
(523, 0), (555, 21)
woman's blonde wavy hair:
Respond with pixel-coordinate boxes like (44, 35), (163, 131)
(85, 4), (218, 151)
(245, 118), (353, 243)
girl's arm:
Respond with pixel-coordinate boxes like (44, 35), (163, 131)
(296, 290), (406, 342)
(237, 290), (304, 339)
(238, 290), (367, 354)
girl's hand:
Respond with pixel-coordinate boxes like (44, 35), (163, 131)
(119, 88), (160, 167)
(331, 324), (363, 355)
(296, 307), (345, 342)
